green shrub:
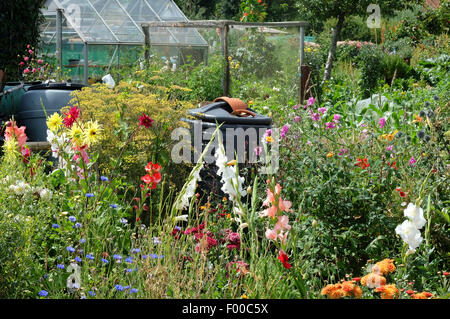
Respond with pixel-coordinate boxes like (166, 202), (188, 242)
(357, 45), (384, 98)
(380, 54), (413, 84)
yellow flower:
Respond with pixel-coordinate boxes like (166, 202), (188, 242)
(222, 197), (227, 202)
(241, 294), (248, 299)
(326, 152), (334, 158)
(235, 63), (240, 69)
(46, 113), (63, 132)
(307, 47), (312, 52)
(228, 56), (232, 61)
(266, 136), (273, 143)
(69, 123), (84, 146)
(226, 160), (237, 166)
(412, 114), (423, 124)
(83, 120), (102, 146)
(200, 206), (206, 210)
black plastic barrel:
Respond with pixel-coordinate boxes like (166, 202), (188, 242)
(15, 82), (84, 142)
(182, 100), (271, 199)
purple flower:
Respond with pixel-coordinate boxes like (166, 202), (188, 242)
(310, 113), (320, 121)
(52, 223), (60, 229)
(100, 176), (109, 182)
(333, 114), (340, 123)
(318, 107), (327, 115)
(131, 248), (140, 254)
(325, 122), (335, 130)
(338, 148), (349, 156)
(307, 97), (316, 106)
(86, 254), (94, 260)
(110, 204), (118, 209)
(294, 115), (300, 123)
(86, 193), (94, 198)
(68, 216), (76, 223)
(280, 124), (290, 139)
(254, 146), (263, 156)
(73, 222), (82, 229)
(101, 258), (109, 264)
(57, 264), (65, 269)
(409, 157), (416, 166)
(67, 246), (75, 253)
(386, 145), (393, 152)
(75, 256), (82, 263)
(379, 117), (386, 128)
(38, 290), (48, 297)
(115, 284), (124, 292)
(129, 288), (138, 294)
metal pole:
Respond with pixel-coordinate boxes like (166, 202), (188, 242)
(84, 43), (89, 85)
(299, 26), (305, 104)
(56, 8), (63, 81)
(224, 24), (230, 96)
(117, 44), (120, 83)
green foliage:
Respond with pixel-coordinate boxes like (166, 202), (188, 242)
(381, 54), (413, 83)
(357, 45), (385, 98)
(0, 0), (46, 81)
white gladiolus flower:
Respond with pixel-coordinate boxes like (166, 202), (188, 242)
(395, 219), (423, 252)
(403, 203), (426, 229)
(175, 162), (203, 211)
(39, 188), (52, 201)
(214, 141), (246, 203)
(174, 214), (188, 222)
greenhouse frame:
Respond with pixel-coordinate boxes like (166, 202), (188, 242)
(40, 0), (209, 84)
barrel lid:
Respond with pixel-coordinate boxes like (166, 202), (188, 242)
(27, 82), (85, 91)
(187, 101), (271, 125)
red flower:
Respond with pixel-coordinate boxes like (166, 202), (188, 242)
(352, 277), (361, 282)
(406, 290), (415, 295)
(356, 157), (370, 169)
(399, 191), (406, 198)
(278, 249), (292, 269)
(443, 272), (449, 276)
(139, 113), (154, 128)
(62, 106), (79, 128)
(387, 161), (397, 170)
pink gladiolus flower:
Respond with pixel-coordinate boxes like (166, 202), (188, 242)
(4, 121), (28, 148)
(275, 215), (291, 231)
(265, 228), (278, 241)
(379, 118), (386, 128)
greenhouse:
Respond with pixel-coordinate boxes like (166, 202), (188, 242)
(40, 0), (208, 84)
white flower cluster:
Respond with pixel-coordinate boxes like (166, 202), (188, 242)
(6, 180), (52, 201)
(395, 203), (426, 255)
(175, 161), (203, 211)
(47, 129), (75, 176)
(214, 141), (246, 203)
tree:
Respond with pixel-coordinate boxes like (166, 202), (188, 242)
(297, 0), (422, 83)
(0, 0), (46, 83)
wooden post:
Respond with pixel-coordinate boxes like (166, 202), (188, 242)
(299, 65), (311, 104)
(142, 24), (151, 65)
(220, 24), (230, 97)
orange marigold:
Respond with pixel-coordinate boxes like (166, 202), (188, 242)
(375, 284), (399, 299)
(373, 259), (396, 275)
(412, 292), (433, 299)
(361, 273), (386, 288)
(353, 285), (363, 298)
(342, 281), (355, 296)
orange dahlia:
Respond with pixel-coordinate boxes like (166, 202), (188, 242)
(373, 259), (396, 275)
(361, 273), (386, 288)
(375, 284), (399, 299)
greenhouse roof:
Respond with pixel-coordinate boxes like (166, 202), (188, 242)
(41, 0), (208, 46)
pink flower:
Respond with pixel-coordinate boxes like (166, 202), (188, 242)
(386, 145), (393, 152)
(32, 68), (36, 73)
(294, 115), (300, 123)
(325, 122), (335, 130)
(338, 148), (349, 156)
(379, 118), (386, 128)
(318, 107), (327, 115)
(265, 228), (278, 241)
(333, 114), (341, 123)
(4, 121), (28, 148)
(27, 44), (30, 49)
(38, 59), (43, 64)
(24, 56), (29, 61)
(280, 124), (290, 139)
(307, 140), (313, 146)
(310, 112), (320, 121)
(29, 50), (33, 54)
(23, 68), (30, 74)
(139, 113), (154, 128)
(275, 215), (291, 231)
(409, 157), (416, 166)
(307, 97), (316, 107)
(19, 62), (25, 66)
(254, 146), (263, 156)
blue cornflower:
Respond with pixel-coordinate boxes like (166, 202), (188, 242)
(86, 193), (94, 198)
(125, 268), (133, 273)
(110, 204), (118, 209)
(68, 216), (77, 223)
(73, 222), (82, 229)
(129, 288), (138, 294)
(124, 286), (130, 290)
(100, 176), (109, 182)
(119, 218), (128, 225)
(101, 258), (109, 264)
(38, 290), (48, 297)
(67, 246), (75, 253)
(57, 264), (65, 270)
(113, 254), (122, 260)
(149, 253), (158, 259)
(115, 284), (124, 292)
(175, 226), (181, 231)
(131, 248), (140, 254)
(153, 237), (162, 245)
(88, 290), (96, 296)
(86, 254), (94, 260)
(52, 223), (60, 229)
(433, 95), (439, 101)
(79, 238), (86, 244)
(75, 256), (82, 263)
(125, 257), (133, 263)
(142, 255), (147, 259)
